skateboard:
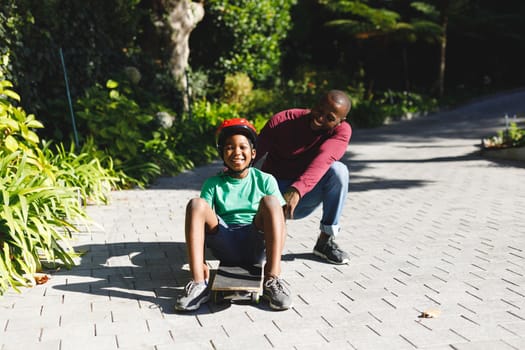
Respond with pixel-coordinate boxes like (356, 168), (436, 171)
(211, 263), (263, 304)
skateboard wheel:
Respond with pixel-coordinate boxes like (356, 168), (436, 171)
(251, 292), (260, 304)
(213, 291), (225, 304)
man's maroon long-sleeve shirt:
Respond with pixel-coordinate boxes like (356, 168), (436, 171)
(255, 108), (352, 197)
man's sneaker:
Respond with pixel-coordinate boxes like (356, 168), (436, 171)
(175, 281), (210, 311)
(263, 276), (292, 310)
(313, 235), (350, 264)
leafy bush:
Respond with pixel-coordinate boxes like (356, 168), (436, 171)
(188, 99), (242, 160)
(284, 67), (338, 105)
(75, 80), (162, 187)
(0, 79), (90, 293)
(349, 100), (387, 128)
(222, 72), (253, 105)
(0, 1), (143, 122)
(0, 151), (85, 292)
(506, 122), (525, 147)
(483, 120), (525, 149)
(349, 90), (437, 128)
(194, 0), (297, 86)
(378, 90), (438, 122)
(242, 88), (286, 131)
(43, 139), (122, 205)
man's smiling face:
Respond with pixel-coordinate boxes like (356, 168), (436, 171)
(310, 98), (348, 131)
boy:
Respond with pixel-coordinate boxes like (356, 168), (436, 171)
(175, 118), (292, 311)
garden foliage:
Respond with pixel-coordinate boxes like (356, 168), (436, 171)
(192, 0), (297, 86)
(483, 120), (525, 149)
(0, 79), (118, 294)
(74, 79), (226, 188)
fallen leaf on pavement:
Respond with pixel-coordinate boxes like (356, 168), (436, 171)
(34, 273), (50, 285)
(419, 308), (441, 318)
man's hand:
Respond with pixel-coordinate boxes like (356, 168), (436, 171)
(283, 187), (301, 219)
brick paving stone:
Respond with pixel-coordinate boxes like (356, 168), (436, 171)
(93, 319), (148, 337)
(60, 334), (118, 350)
(1, 328), (42, 345)
(1, 339), (61, 350)
(447, 339), (523, 350)
(156, 343), (211, 350)
(115, 329), (174, 349)
(500, 337), (525, 350)
(167, 325), (228, 349)
(41, 322), (98, 342)
(210, 334), (279, 350)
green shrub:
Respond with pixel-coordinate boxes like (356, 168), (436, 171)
(241, 88), (290, 129)
(505, 121), (525, 147)
(349, 100), (387, 128)
(349, 90), (437, 128)
(0, 79), (90, 294)
(284, 68), (334, 105)
(222, 72), (253, 105)
(43, 139), (122, 205)
(204, 0), (297, 85)
(75, 80), (162, 187)
(188, 99), (242, 161)
(483, 120), (525, 149)
(378, 90), (438, 122)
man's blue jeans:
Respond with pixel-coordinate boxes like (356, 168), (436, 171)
(277, 161), (349, 237)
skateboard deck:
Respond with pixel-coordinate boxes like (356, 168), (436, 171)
(211, 264), (263, 303)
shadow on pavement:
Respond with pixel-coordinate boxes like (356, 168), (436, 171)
(52, 242), (190, 314)
(339, 151), (482, 193)
(52, 242), (273, 315)
(281, 252), (325, 263)
(342, 146), (523, 193)
(349, 177), (432, 192)
(347, 150), (482, 164)
(482, 155), (525, 169)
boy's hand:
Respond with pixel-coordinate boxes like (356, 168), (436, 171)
(283, 187), (300, 219)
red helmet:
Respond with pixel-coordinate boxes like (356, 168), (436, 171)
(216, 118), (257, 156)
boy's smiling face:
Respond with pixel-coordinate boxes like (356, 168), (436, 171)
(222, 134), (256, 177)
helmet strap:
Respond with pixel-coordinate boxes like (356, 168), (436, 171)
(223, 161), (254, 177)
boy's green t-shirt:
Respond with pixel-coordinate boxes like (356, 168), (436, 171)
(200, 167), (286, 225)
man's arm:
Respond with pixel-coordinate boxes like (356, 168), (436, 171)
(291, 123), (351, 197)
(254, 121), (271, 165)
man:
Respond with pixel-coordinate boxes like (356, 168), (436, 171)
(255, 90), (352, 264)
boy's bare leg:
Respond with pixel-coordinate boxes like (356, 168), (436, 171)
(254, 195), (287, 279)
(185, 198), (218, 282)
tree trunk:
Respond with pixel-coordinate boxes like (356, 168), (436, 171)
(167, 0), (204, 110)
(438, 14), (448, 98)
(436, 0), (450, 98)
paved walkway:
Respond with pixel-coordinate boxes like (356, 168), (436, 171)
(1, 90), (525, 350)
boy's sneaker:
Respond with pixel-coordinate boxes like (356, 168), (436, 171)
(313, 235), (350, 264)
(175, 280), (210, 311)
(263, 276), (292, 310)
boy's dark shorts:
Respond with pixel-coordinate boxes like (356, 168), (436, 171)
(205, 216), (265, 265)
